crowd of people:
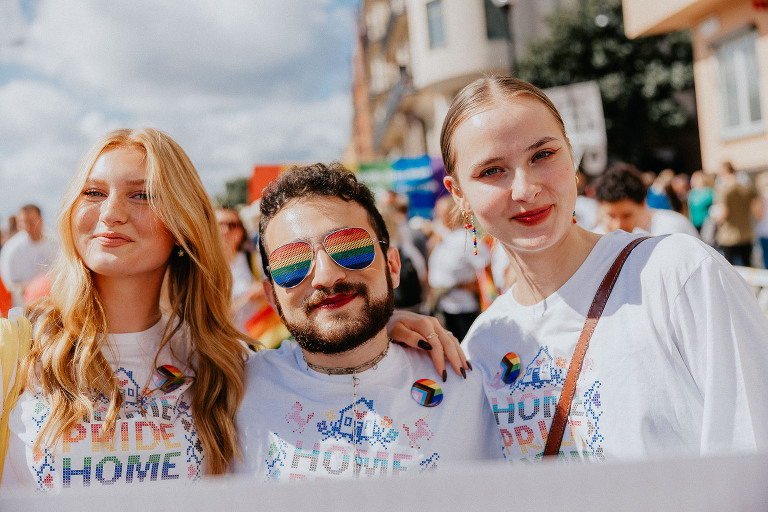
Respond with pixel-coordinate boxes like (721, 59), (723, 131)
(0, 76), (767, 496)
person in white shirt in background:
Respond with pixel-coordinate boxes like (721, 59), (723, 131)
(427, 195), (491, 341)
(592, 162), (699, 238)
(0, 204), (58, 307)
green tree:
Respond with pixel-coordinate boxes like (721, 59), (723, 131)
(517, 0), (700, 173)
(216, 177), (249, 208)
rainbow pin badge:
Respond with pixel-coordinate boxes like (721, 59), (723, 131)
(152, 364), (187, 393)
(500, 352), (521, 385)
(410, 379), (443, 407)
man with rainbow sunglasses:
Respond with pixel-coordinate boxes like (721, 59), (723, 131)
(233, 163), (501, 481)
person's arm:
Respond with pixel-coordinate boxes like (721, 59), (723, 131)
(670, 251), (768, 454)
(387, 310), (469, 380)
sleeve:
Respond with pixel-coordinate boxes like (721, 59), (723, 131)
(1, 314), (34, 489)
(0, 244), (13, 287)
(669, 252), (768, 455)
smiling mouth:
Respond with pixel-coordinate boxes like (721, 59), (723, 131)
(513, 206), (553, 226)
(94, 234), (132, 247)
(312, 293), (358, 310)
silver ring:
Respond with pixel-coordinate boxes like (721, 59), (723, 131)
(425, 332), (437, 340)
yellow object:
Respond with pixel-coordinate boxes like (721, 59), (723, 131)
(0, 316), (33, 484)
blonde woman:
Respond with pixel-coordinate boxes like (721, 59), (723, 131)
(1, 128), (249, 491)
(441, 76), (768, 462)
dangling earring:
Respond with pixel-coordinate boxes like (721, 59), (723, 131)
(462, 210), (478, 256)
(572, 211), (577, 224)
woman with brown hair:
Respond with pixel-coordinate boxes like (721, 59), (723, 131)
(441, 76), (768, 462)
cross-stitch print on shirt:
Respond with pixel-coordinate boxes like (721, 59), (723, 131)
(26, 365), (202, 491)
(265, 397), (440, 481)
(487, 347), (605, 462)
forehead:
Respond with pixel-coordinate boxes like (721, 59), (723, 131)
(18, 209), (40, 220)
(264, 196), (374, 250)
(453, 97), (563, 162)
(600, 199), (643, 216)
(88, 146), (147, 181)
(215, 210), (240, 221)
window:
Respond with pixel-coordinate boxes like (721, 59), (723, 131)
(427, 0), (445, 48)
(716, 28), (764, 139)
(484, 0), (510, 40)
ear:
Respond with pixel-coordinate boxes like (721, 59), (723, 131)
(386, 246), (401, 290)
(263, 279), (278, 311)
(443, 176), (470, 213)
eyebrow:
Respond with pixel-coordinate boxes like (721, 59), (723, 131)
(84, 178), (148, 187)
(526, 136), (558, 152)
(472, 135), (557, 167)
(470, 137), (559, 170)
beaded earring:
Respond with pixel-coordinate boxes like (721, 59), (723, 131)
(462, 210), (478, 256)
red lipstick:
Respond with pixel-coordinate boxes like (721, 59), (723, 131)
(314, 293), (357, 310)
(513, 206), (553, 226)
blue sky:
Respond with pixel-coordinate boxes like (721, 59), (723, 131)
(0, 0), (360, 226)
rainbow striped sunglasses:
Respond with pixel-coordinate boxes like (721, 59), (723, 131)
(267, 227), (386, 289)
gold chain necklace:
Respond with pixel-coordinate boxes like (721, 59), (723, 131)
(303, 339), (391, 475)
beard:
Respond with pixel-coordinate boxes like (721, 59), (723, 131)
(271, 268), (395, 355)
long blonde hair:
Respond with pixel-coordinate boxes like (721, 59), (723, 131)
(23, 128), (249, 474)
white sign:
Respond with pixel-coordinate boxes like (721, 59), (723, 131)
(544, 81), (607, 176)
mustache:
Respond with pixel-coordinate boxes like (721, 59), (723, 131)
(304, 282), (368, 313)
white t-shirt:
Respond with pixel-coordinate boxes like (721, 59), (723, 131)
(428, 228), (491, 314)
(233, 340), (501, 481)
(0, 231), (58, 286)
(1, 319), (204, 492)
(646, 208), (699, 237)
(592, 208), (699, 238)
(464, 231), (768, 462)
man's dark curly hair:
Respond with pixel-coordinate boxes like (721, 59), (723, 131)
(593, 162), (647, 205)
(258, 162), (390, 282)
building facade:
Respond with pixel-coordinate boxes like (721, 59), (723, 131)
(348, 0), (576, 162)
(623, 0), (768, 173)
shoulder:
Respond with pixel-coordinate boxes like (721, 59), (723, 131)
(244, 340), (300, 379)
(635, 233), (715, 263)
(625, 234), (731, 294)
(0, 232), (28, 252)
(649, 209), (698, 236)
(387, 344), (485, 397)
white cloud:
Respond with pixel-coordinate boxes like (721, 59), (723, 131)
(0, 0), (358, 225)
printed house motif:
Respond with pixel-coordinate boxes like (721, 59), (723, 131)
(316, 397), (399, 448)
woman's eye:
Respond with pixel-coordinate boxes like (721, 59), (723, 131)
(532, 150), (554, 162)
(82, 189), (104, 198)
(480, 167), (503, 178)
(132, 191), (150, 201)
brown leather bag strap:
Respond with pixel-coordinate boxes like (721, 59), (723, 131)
(543, 236), (650, 457)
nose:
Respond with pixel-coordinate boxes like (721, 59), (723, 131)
(509, 167), (541, 203)
(309, 244), (346, 289)
(100, 193), (128, 225)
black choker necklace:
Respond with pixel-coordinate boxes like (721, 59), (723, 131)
(303, 339), (391, 375)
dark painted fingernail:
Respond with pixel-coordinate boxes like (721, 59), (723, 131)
(417, 340), (433, 351)
(467, 361), (473, 371)
(461, 367), (467, 379)
(442, 370), (447, 382)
